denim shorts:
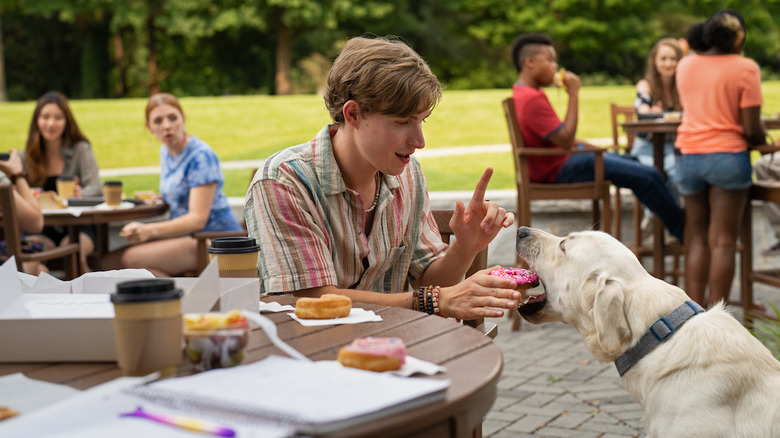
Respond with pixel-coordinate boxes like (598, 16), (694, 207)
(676, 151), (752, 196)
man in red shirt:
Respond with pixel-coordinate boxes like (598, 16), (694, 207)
(511, 33), (684, 242)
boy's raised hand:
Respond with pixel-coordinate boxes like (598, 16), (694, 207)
(450, 168), (514, 253)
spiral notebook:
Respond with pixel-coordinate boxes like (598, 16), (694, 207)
(126, 355), (451, 435)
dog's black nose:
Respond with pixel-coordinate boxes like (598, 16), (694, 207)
(517, 226), (532, 240)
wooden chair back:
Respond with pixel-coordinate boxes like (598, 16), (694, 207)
(607, 103), (683, 282)
(190, 168), (257, 276)
(0, 182), (80, 279)
(432, 209), (497, 338)
(609, 102), (637, 242)
(502, 98), (612, 236)
(610, 103), (636, 154)
(739, 149), (780, 326)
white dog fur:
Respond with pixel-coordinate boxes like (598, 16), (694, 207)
(515, 226), (780, 438)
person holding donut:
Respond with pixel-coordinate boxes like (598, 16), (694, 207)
(245, 36), (521, 321)
(509, 33), (685, 243)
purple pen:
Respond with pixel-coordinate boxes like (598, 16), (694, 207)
(121, 406), (237, 437)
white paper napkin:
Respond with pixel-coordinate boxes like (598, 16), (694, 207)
(258, 301), (295, 313)
(392, 356), (447, 377)
(41, 207), (86, 217)
(93, 201), (135, 210)
(327, 355), (447, 377)
(288, 308), (383, 326)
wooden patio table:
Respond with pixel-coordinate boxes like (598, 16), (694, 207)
(0, 296), (502, 438)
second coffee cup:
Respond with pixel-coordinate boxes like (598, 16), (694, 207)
(207, 236), (260, 278)
(103, 180), (123, 207)
(110, 279), (183, 377)
(56, 176), (76, 200)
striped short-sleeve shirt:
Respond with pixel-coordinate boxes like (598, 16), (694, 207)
(245, 124), (447, 295)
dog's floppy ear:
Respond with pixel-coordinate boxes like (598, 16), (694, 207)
(592, 275), (631, 357)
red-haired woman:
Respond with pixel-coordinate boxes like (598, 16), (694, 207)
(102, 93), (242, 277)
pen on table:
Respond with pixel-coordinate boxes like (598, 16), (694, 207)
(120, 406), (236, 437)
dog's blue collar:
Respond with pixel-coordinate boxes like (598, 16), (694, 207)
(614, 301), (705, 376)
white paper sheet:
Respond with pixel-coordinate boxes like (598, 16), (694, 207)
(0, 377), (291, 438)
(130, 355), (450, 434)
(0, 373), (80, 415)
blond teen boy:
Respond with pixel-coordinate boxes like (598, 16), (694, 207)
(245, 36), (521, 320)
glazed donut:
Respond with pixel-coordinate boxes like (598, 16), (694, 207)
(294, 294), (352, 319)
(490, 267), (540, 290)
(337, 337), (406, 372)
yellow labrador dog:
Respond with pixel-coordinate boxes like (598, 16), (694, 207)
(515, 226), (780, 438)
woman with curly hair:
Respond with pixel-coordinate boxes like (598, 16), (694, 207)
(676, 9), (766, 306)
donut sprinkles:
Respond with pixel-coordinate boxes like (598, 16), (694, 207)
(490, 267), (539, 286)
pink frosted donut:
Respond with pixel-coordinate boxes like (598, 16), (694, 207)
(338, 337), (406, 372)
(490, 267), (540, 290)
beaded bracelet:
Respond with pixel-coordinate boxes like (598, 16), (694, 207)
(416, 285), (443, 315)
(416, 286), (426, 313)
(431, 285), (441, 316)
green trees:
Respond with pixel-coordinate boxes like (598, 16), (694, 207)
(1, 0), (779, 101)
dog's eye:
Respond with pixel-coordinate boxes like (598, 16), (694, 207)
(559, 240), (566, 254)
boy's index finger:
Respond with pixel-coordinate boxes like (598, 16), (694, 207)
(469, 167), (493, 205)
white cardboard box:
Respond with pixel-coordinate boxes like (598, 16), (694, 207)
(0, 258), (259, 363)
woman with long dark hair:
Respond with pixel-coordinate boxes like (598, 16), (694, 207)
(22, 91), (100, 271)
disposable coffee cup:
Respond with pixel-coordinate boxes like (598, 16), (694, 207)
(207, 236), (260, 278)
(103, 180), (123, 207)
(56, 176), (75, 200)
(110, 279), (183, 377)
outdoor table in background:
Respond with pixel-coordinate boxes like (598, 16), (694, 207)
(621, 119), (681, 280)
(42, 202), (168, 268)
(0, 296), (502, 437)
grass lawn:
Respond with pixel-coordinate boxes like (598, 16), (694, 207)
(2, 83), (779, 196)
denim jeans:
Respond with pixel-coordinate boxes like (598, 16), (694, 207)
(554, 150), (684, 241)
(631, 136), (680, 200)
(676, 151), (752, 196)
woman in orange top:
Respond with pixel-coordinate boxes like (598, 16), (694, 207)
(675, 9), (766, 307)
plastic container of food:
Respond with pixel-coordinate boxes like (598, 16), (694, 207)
(183, 310), (249, 371)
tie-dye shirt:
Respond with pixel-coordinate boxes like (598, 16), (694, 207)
(159, 136), (241, 232)
(244, 124), (447, 295)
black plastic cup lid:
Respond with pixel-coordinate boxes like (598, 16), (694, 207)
(207, 236), (260, 254)
(104, 180), (123, 186)
(110, 279), (183, 304)
(57, 176), (75, 181)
